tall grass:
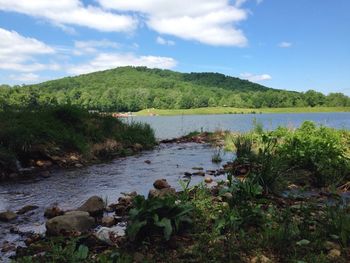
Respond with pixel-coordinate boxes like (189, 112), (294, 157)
(0, 105), (156, 171)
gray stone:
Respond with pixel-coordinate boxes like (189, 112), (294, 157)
(78, 196), (104, 217)
(46, 211), (95, 235)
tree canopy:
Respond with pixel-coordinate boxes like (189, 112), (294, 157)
(0, 67), (349, 111)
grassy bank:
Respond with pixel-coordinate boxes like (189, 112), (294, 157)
(14, 122), (350, 262)
(0, 106), (156, 176)
(136, 106), (350, 116)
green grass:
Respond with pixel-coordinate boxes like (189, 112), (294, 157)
(0, 106), (156, 173)
(136, 106), (350, 116)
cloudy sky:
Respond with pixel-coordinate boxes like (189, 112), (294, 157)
(0, 0), (349, 95)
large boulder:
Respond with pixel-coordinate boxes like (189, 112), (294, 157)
(46, 211), (95, 236)
(0, 211), (17, 222)
(78, 196), (104, 217)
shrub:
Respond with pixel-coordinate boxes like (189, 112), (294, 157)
(276, 121), (350, 187)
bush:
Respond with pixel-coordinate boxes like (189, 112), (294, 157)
(276, 121), (350, 187)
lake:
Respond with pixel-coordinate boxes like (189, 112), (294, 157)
(129, 112), (350, 139)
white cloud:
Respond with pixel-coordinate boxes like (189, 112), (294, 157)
(156, 36), (175, 46)
(0, 0), (137, 32)
(256, 0), (264, 4)
(73, 39), (120, 55)
(0, 27), (60, 72)
(98, 0), (248, 46)
(68, 53), (177, 75)
(279, 41), (292, 48)
(9, 73), (40, 83)
(240, 72), (272, 82)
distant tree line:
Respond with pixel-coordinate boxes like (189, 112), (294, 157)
(0, 67), (349, 111)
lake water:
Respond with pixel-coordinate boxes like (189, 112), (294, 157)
(129, 112), (350, 139)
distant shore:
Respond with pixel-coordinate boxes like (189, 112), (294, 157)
(135, 106), (350, 116)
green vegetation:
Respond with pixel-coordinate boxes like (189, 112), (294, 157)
(1, 67), (349, 112)
(127, 195), (193, 242)
(14, 122), (350, 262)
(136, 106), (350, 116)
(0, 106), (156, 175)
(226, 121), (350, 190)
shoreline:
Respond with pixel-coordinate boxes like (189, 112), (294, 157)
(135, 106), (350, 116)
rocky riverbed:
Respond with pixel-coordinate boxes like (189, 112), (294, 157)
(0, 142), (234, 262)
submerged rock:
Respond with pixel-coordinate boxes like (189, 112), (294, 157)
(192, 171), (205, 176)
(153, 179), (171, 190)
(0, 211), (18, 222)
(46, 211), (95, 236)
(78, 196), (105, 217)
(17, 205), (39, 215)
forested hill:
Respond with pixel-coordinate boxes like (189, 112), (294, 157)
(1, 66), (349, 111)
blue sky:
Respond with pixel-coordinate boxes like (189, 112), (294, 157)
(0, 0), (349, 95)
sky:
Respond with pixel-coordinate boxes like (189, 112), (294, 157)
(0, 0), (349, 95)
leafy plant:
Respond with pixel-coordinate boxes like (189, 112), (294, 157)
(126, 195), (193, 241)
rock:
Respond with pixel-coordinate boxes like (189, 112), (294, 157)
(95, 226), (125, 245)
(184, 172), (192, 177)
(75, 163), (83, 168)
(114, 205), (127, 216)
(17, 205), (39, 215)
(251, 255), (271, 263)
(133, 143), (143, 152)
(148, 188), (176, 198)
(192, 171), (205, 176)
(144, 160), (151, 164)
(153, 179), (171, 190)
(44, 206), (64, 219)
(102, 216), (115, 227)
(0, 211), (18, 222)
(24, 234), (41, 246)
(36, 160), (52, 168)
(40, 171), (51, 178)
(222, 192), (233, 202)
(204, 176), (213, 184)
(324, 241), (340, 251)
(69, 155), (79, 162)
(328, 249), (341, 258)
(192, 167), (203, 170)
(118, 196), (133, 206)
(78, 196), (105, 217)
(1, 241), (16, 253)
(46, 211), (95, 236)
